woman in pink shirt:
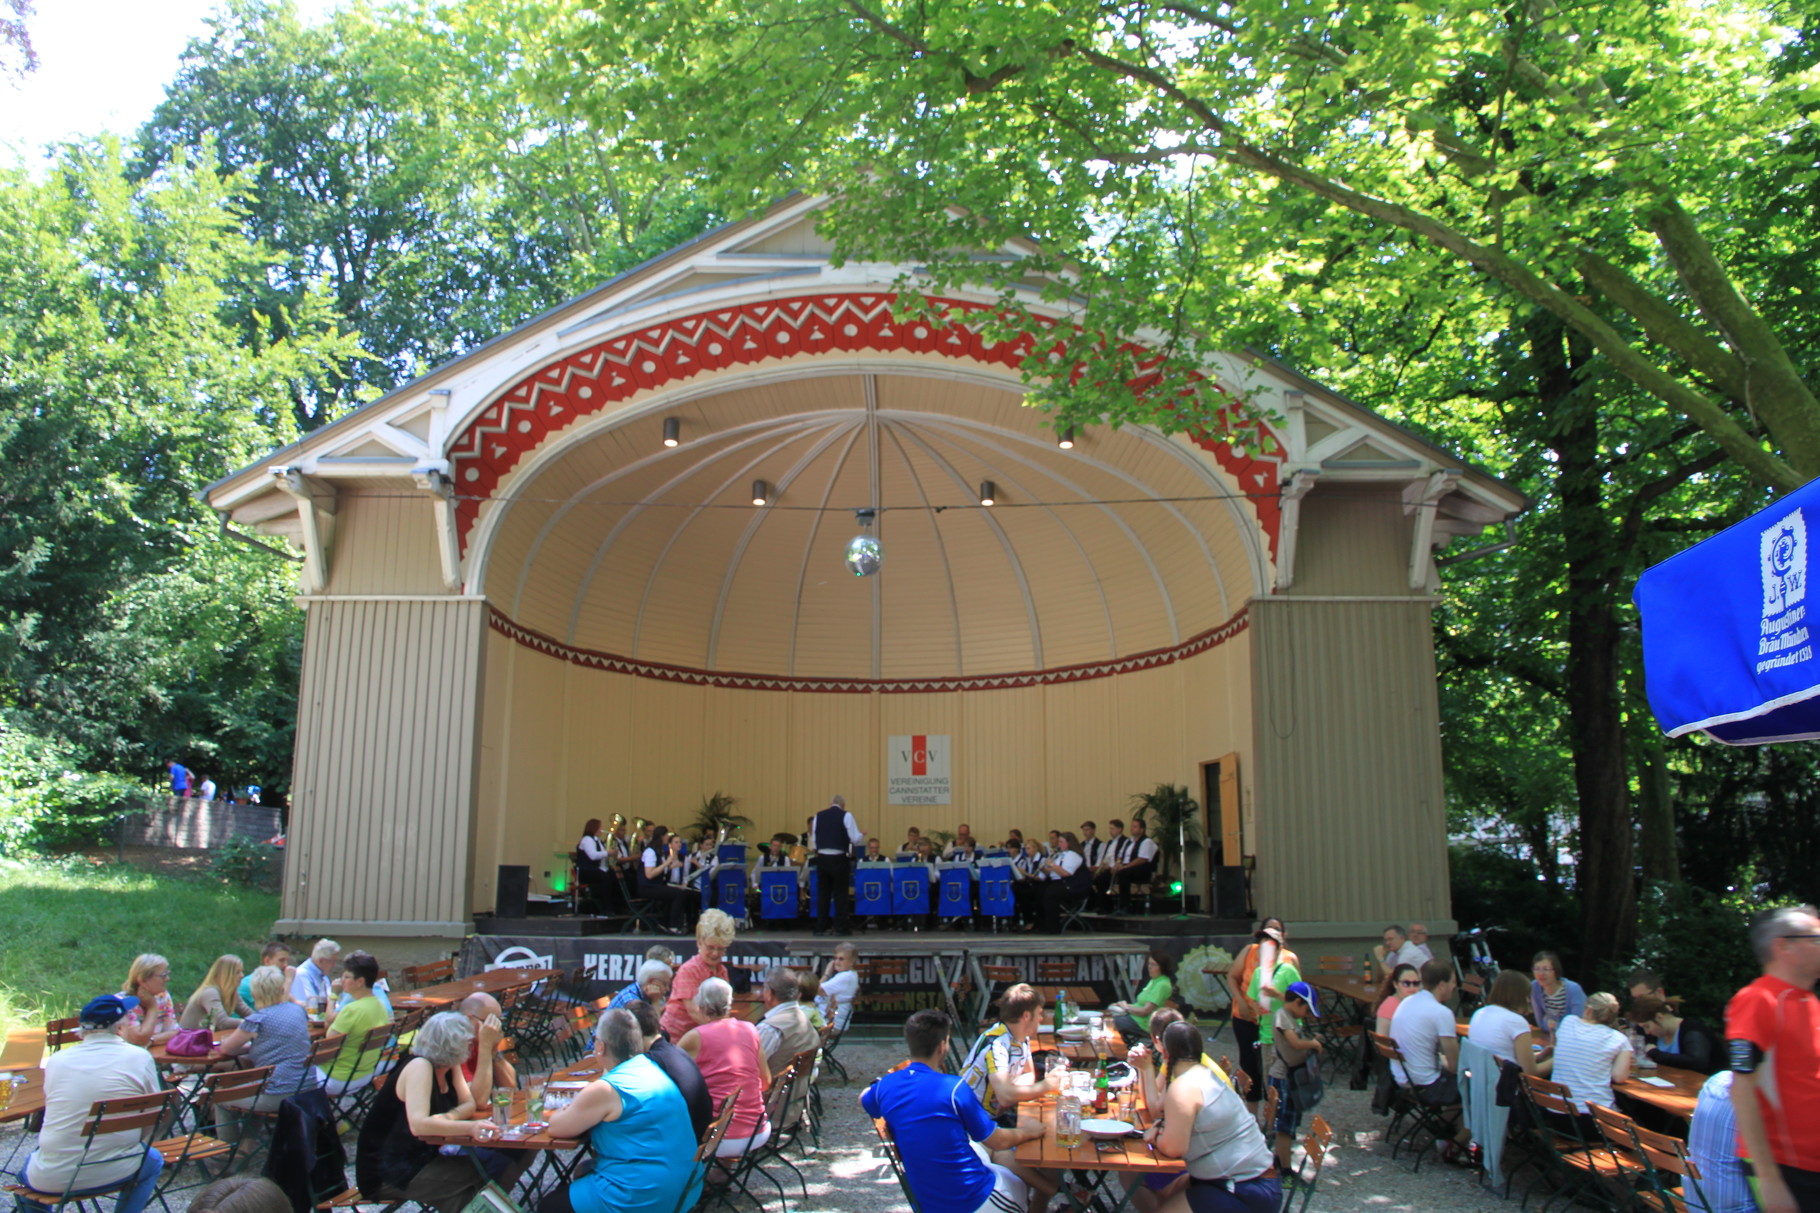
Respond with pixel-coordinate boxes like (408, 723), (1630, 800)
(679, 977), (772, 1156)
(660, 909), (736, 1043)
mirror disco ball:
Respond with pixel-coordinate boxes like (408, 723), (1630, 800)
(845, 534), (883, 577)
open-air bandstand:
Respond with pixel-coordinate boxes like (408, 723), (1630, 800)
(206, 193), (1523, 969)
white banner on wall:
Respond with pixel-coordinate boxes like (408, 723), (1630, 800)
(888, 734), (952, 805)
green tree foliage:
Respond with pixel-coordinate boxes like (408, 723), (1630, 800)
(0, 139), (353, 799)
(138, 0), (714, 427)
(547, 0), (1820, 482)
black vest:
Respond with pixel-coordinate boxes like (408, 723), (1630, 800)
(813, 805), (848, 852)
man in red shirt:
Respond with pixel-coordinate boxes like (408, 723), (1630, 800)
(457, 993), (517, 1107)
(1728, 903), (1820, 1213)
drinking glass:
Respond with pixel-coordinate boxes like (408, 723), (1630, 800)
(0, 1073), (14, 1112)
(490, 1087), (513, 1128)
(526, 1077), (547, 1123)
(1055, 1094), (1082, 1150)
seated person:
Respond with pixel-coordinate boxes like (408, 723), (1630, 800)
(237, 942), (293, 1011)
(118, 953), (179, 1048)
(818, 943), (860, 1032)
(959, 983), (1064, 1204)
(862, 837), (884, 862)
(755, 966), (819, 1073)
(677, 977), (771, 1157)
(1090, 819), (1128, 905)
(900, 826), (923, 855)
(638, 825), (698, 933)
(575, 818), (615, 905)
(797, 972), (826, 1030)
(608, 959), (674, 1013)
(1388, 959), (1473, 1159)
(1550, 992), (1633, 1124)
(1002, 828), (1025, 854)
(761, 834), (798, 868)
(1108, 949), (1175, 1041)
(913, 838), (938, 864)
(1035, 832), (1090, 933)
(946, 836), (979, 864)
(218, 965), (318, 1108)
(943, 824), (978, 858)
(323, 950), (392, 1097)
(291, 938), (341, 1010)
(190, 1176), (290, 1213)
(1147, 1021), (1281, 1211)
(1629, 994), (1719, 1074)
(355, 1012), (526, 1213)
(539, 1009), (700, 1213)
(863, 1010), (1041, 1213)
(1109, 818), (1160, 913)
(623, 998), (712, 1142)
(456, 993), (517, 1106)
(1467, 969), (1551, 1075)
(181, 954), (252, 1030)
(20, 994), (164, 1213)
(1373, 924), (1431, 979)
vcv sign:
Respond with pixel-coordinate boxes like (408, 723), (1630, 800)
(888, 733), (951, 805)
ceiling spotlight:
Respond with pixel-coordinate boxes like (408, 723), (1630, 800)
(845, 508), (882, 577)
(662, 417), (680, 447)
(978, 481), (997, 507)
(1057, 425), (1076, 450)
(751, 479), (770, 507)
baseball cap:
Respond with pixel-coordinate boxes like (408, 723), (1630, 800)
(1286, 981), (1320, 1017)
(78, 993), (138, 1029)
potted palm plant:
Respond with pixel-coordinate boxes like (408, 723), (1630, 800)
(687, 791), (752, 840)
(1129, 783), (1203, 907)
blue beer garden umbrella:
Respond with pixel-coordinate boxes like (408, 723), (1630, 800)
(1635, 477), (1820, 744)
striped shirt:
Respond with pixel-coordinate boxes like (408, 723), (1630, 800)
(1686, 1071), (1755, 1213)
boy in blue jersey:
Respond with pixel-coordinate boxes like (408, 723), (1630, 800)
(863, 1010), (1043, 1213)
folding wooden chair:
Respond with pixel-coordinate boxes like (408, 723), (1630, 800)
(872, 1117), (926, 1213)
(1034, 961), (1076, 984)
(977, 964), (1022, 1028)
(670, 1091), (740, 1213)
(324, 1023), (396, 1131)
(152, 1065), (275, 1198)
(1281, 1114), (1334, 1213)
(44, 1017), (82, 1054)
(4, 1089), (184, 1213)
(1515, 1074), (1629, 1212)
(1629, 1118), (1716, 1213)
(399, 959), (455, 990)
(1370, 1032), (1459, 1172)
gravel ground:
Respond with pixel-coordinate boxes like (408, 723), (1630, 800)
(0, 1030), (1526, 1213)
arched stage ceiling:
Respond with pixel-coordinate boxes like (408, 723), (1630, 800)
(477, 368), (1262, 682)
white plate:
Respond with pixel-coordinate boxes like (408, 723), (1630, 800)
(1080, 1119), (1135, 1137)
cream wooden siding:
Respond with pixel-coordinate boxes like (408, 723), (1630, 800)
(470, 626), (1251, 910)
(284, 598), (487, 936)
(325, 494), (447, 595)
(1248, 597), (1449, 926)
(1293, 484), (1422, 597)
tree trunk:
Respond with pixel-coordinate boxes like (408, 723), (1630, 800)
(1634, 734), (1681, 885)
(1529, 312), (1637, 974)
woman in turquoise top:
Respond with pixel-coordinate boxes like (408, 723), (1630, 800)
(541, 1009), (701, 1213)
(1109, 949), (1176, 1041)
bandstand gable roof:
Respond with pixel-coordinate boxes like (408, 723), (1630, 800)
(208, 194), (1523, 685)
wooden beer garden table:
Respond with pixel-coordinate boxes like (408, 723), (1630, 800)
(1616, 1064), (1703, 1124)
(1305, 973), (1378, 1017)
(1013, 1089), (1182, 1213)
(1033, 986), (1103, 1008)
(0, 1068), (46, 1123)
(413, 1085), (585, 1202)
(393, 968), (564, 1010)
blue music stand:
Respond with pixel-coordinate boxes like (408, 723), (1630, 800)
(978, 860), (1014, 926)
(758, 868), (799, 920)
(717, 843), (749, 864)
(855, 862), (892, 919)
(937, 863), (973, 921)
(713, 865), (747, 921)
(892, 864), (930, 918)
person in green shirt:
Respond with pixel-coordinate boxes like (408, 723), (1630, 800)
(1110, 949), (1176, 1041)
(323, 951), (392, 1096)
(1250, 925), (1302, 1051)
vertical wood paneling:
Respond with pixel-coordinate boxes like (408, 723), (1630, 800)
(325, 496), (447, 595)
(1249, 598), (1448, 926)
(285, 598), (486, 933)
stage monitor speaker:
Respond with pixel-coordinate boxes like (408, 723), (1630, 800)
(1212, 866), (1248, 918)
(497, 864), (530, 919)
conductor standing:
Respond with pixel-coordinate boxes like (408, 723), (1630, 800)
(810, 794), (863, 937)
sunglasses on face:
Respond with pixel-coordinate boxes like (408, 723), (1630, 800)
(1397, 979), (1420, 987)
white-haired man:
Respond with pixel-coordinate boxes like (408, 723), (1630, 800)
(807, 793), (863, 937)
(292, 938), (340, 1009)
(756, 966), (819, 1072)
(21, 994), (164, 1213)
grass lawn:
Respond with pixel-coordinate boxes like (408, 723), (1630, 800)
(0, 857), (278, 1037)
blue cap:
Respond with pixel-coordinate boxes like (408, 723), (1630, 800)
(1286, 981), (1320, 1018)
(78, 993), (137, 1028)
